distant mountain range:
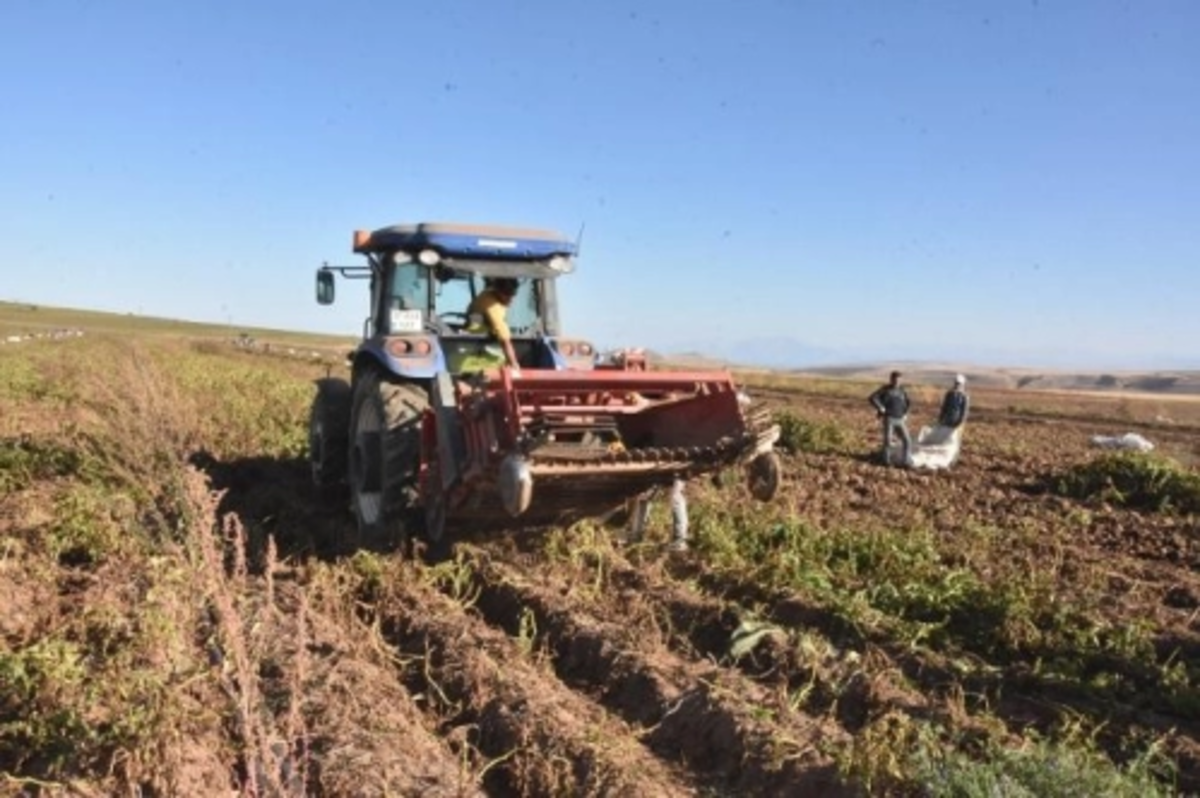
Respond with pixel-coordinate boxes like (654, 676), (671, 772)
(648, 335), (1200, 373)
(648, 348), (1200, 397)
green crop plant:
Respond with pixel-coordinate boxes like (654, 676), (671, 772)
(515, 606), (539, 659)
(838, 712), (1175, 798)
(429, 554), (482, 609)
(0, 436), (95, 494)
(0, 355), (44, 402)
(908, 723), (1175, 798)
(170, 349), (313, 459)
(46, 484), (137, 566)
(689, 499), (1171, 689)
(0, 638), (91, 772)
(773, 410), (849, 455)
(1054, 452), (1200, 514)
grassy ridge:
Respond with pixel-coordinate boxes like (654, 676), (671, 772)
(0, 299), (355, 347)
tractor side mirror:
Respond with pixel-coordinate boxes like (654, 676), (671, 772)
(316, 268), (335, 305)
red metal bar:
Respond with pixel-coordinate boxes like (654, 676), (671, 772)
(486, 367), (739, 393)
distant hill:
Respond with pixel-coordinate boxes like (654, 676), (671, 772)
(650, 335), (1200, 397)
(657, 335), (1200, 374)
(652, 349), (1200, 398)
(655, 351), (731, 369)
(788, 363), (1200, 397)
(0, 300), (355, 347)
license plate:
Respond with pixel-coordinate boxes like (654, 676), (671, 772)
(390, 309), (423, 333)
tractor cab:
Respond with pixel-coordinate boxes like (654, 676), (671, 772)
(316, 222), (596, 378)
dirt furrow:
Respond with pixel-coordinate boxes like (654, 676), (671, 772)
(188, 461), (480, 797)
(273, 581), (485, 797)
(451, 549), (854, 797)
(669, 561), (1200, 792)
(374, 573), (698, 798)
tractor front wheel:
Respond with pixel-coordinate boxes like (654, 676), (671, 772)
(347, 369), (428, 552)
(309, 377), (352, 501)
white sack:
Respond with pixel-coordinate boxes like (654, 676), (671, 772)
(1090, 433), (1154, 453)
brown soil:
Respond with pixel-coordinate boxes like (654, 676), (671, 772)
(5, 341), (1200, 796)
(192, 377), (1199, 794)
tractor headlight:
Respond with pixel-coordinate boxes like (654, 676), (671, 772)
(548, 255), (574, 274)
(417, 249), (441, 266)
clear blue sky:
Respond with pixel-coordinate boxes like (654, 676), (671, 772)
(2, 1), (1197, 368)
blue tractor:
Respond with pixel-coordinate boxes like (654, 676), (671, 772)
(309, 221), (781, 553)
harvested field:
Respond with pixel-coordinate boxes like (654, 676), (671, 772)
(2, 316), (1198, 796)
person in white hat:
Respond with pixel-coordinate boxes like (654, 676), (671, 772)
(938, 374), (970, 430)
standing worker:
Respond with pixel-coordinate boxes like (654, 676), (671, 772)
(868, 370), (913, 467)
(628, 477), (689, 552)
(935, 373), (970, 468)
(938, 374), (970, 430)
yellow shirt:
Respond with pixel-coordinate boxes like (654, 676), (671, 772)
(466, 289), (511, 342)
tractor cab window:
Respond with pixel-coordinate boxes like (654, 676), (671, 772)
(387, 258), (546, 337)
(499, 278), (540, 337)
(431, 272), (543, 337)
(390, 263), (428, 311)
(431, 271), (475, 328)
(386, 261), (431, 334)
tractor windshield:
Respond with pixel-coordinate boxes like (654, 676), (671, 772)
(389, 264), (543, 337)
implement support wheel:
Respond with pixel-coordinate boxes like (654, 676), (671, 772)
(748, 451), (782, 502)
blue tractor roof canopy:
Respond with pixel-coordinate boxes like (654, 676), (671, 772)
(353, 222), (577, 261)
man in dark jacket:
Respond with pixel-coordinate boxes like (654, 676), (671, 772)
(868, 370), (912, 466)
(938, 374), (970, 429)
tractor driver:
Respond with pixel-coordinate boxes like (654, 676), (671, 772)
(464, 276), (522, 372)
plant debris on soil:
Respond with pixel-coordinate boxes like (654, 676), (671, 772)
(2, 323), (1198, 796)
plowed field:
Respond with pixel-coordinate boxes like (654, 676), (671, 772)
(2, 328), (1198, 796)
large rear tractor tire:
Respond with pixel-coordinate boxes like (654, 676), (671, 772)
(309, 378), (352, 501)
(347, 369), (429, 553)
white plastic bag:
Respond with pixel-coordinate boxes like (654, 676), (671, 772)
(1090, 433), (1154, 453)
(909, 424), (963, 470)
